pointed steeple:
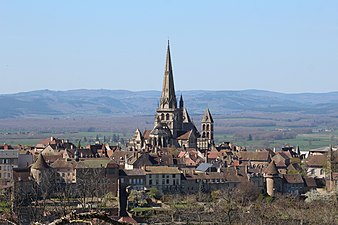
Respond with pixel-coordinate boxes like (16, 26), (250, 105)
(160, 41), (177, 109)
(201, 108), (214, 123)
(179, 94), (184, 108)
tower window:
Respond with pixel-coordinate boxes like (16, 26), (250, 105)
(161, 113), (164, 120)
(206, 132), (210, 139)
(206, 124), (209, 130)
(166, 114), (169, 120)
(202, 124), (206, 130)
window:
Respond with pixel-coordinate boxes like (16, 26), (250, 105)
(161, 113), (164, 120)
(166, 114), (169, 120)
(172, 174), (176, 178)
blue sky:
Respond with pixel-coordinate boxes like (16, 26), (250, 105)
(0, 1), (337, 94)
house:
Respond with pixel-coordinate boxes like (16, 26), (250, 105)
(0, 148), (19, 186)
(306, 154), (327, 178)
(195, 163), (218, 173)
(76, 159), (119, 196)
(35, 137), (76, 153)
(238, 150), (272, 168)
(182, 166), (254, 193)
(282, 174), (305, 195)
(272, 152), (291, 174)
(124, 152), (158, 170)
(50, 159), (77, 184)
(119, 169), (146, 191)
(144, 166), (181, 192)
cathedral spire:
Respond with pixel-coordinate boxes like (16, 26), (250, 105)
(160, 41), (177, 109)
(179, 94), (184, 108)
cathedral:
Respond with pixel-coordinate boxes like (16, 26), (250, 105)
(129, 42), (214, 151)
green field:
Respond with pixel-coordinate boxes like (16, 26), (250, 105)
(215, 132), (336, 151)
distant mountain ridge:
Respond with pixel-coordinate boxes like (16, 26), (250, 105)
(1, 89), (338, 118)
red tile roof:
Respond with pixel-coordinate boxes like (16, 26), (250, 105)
(238, 151), (270, 161)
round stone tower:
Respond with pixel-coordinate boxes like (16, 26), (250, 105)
(264, 161), (280, 196)
(30, 153), (50, 184)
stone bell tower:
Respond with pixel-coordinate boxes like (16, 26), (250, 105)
(154, 41), (182, 139)
(201, 108), (214, 143)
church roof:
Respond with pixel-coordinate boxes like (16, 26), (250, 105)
(31, 154), (49, 170)
(143, 130), (151, 139)
(132, 128), (143, 140)
(150, 123), (172, 136)
(201, 108), (214, 123)
(177, 130), (193, 140)
(182, 107), (191, 123)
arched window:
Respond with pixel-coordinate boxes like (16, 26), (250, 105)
(202, 124), (206, 130)
(161, 113), (164, 120)
(206, 124), (210, 130)
(206, 132), (209, 139)
(202, 132), (206, 138)
(166, 113), (169, 120)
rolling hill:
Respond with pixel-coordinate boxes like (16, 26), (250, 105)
(0, 89), (338, 118)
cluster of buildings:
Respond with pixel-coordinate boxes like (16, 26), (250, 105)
(1, 43), (338, 223)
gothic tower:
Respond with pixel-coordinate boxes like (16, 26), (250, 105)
(201, 108), (214, 143)
(154, 41), (182, 139)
